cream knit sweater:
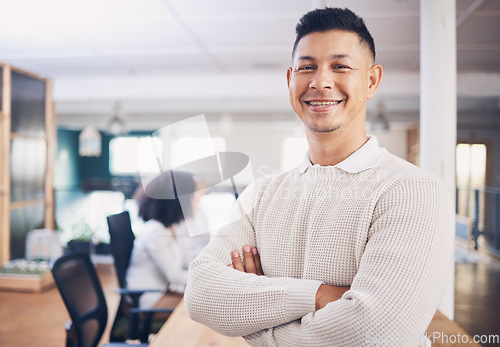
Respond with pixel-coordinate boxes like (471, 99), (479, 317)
(185, 140), (454, 347)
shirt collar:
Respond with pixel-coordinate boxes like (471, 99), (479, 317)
(297, 136), (385, 174)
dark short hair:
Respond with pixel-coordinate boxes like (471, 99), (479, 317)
(292, 7), (376, 62)
(138, 171), (195, 228)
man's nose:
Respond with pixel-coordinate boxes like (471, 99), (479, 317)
(309, 68), (333, 89)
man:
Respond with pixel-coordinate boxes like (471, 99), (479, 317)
(185, 7), (453, 346)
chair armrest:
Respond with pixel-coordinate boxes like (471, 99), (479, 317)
(116, 288), (164, 311)
(130, 307), (175, 314)
(115, 287), (175, 342)
(130, 307), (176, 342)
(103, 343), (148, 347)
(64, 321), (78, 347)
(115, 288), (163, 295)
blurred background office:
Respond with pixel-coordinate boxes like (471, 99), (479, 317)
(0, 0), (499, 345)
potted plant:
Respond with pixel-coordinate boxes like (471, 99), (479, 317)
(66, 217), (94, 253)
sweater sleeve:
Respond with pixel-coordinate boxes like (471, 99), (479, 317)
(184, 181), (323, 337)
(243, 179), (454, 347)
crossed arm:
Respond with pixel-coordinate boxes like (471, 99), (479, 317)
(228, 245), (350, 311)
(185, 179), (453, 346)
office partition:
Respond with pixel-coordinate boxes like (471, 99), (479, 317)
(0, 63), (55, 263)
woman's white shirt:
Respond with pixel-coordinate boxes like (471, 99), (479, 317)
(126, 219), (189, 308)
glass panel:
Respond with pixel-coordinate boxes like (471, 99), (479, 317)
(10, 204), (45, 259)
(11, 71), (46, 136)
(10, 138), (46, 202)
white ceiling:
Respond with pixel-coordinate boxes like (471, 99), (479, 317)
(1, 0), (499, 130)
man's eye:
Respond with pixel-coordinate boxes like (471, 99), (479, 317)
(298, 66), (314, 71)
(334, 65), (350, 70)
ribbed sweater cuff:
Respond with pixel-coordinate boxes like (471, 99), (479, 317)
(284, 279), (323, 321)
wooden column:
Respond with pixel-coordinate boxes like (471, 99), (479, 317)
(1, 65), (11, 265)
(45, 80), (55, 230)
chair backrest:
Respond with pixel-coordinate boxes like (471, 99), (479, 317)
(51, 252), (108, 347)
(107, 211), (135, 288)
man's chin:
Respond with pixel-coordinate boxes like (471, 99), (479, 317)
(305, 123), (340, 133)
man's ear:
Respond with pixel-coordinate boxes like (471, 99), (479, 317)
(367, 64), (383, 100)
(286, 67), (293, 88)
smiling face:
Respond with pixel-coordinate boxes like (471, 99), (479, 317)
(287, 29), (382, 136)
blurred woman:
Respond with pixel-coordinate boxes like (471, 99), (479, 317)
(126, 170), (196, 309)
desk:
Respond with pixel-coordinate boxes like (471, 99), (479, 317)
(151, 301), (478, 347)
(150, 299), (248, 347)
(426, 311), (481, 346)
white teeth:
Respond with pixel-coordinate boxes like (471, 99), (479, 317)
(308, 101), (341, 106)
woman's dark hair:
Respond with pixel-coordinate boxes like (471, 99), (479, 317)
(292, 7), (376, 63)
(138, 171), (195, 228)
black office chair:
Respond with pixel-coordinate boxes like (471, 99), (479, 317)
(107, 211), (174, 343)
(51, 251), (148, 347)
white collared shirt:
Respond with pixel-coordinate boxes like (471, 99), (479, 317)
(297, 136), (386, 174)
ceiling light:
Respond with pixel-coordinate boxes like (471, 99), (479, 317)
(107, 102), (128, 135)
(79, 125), (102, 157)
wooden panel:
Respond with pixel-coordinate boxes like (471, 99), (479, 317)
(45, 81), (55, 230)
(1, 66), (11, 265)
(151, 302), (479, 347)
(10, 200), (45, 210)
(426, 310), (481, 346)
(1, 65), (54, 260)
(11, 132), (46, 140)
(0, 271), (54, 293)
(10, 65), (47, 83)
(150, 299), (248, 347)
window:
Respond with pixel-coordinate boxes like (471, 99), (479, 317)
(171, 137), (226, 168)
(456, 143), (487, 227)
(456, 143), (487, 190)
(281, 137), (308, 172)
(109, 136), (163, 175)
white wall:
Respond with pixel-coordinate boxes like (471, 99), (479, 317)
(209, 120), (302, 181)
(369, 127), (408, 161)
(206, 120), (410, 184)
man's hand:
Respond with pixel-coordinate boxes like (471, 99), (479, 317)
(229, 244), (263, 275)
(315, 284), (351, 310)
(229, 245), (349, 311)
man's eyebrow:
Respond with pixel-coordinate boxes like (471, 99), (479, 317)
(331, 54), (352, 60)
(297, 56), (315, 61)
(296, 54), (353, 61)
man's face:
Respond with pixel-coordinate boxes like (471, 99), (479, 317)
(287, 29), (381, 134)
